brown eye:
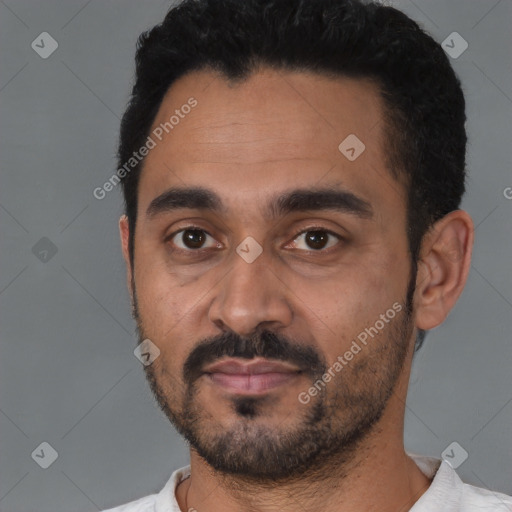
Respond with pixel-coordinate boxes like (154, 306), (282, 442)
(305, 231), (329, 250)
(182, 229), (207, 249)
(170, 228), (218, 251)
(291, 229), (340, 251)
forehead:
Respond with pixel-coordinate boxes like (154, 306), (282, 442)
(137, 67), (405, 218)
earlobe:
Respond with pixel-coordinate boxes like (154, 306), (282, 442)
(414, 210), (474, 331)
(119, 215), (133, 296)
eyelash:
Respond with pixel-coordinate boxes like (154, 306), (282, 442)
(166, 225), (343, 255)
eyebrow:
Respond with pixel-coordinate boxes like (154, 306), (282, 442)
(146, 185), (373, 220)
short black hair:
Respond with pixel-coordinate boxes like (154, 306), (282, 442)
(117, 0), (467, 352)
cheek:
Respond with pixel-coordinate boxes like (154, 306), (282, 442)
(134, 259), (187, 336)
(135, 279), (192, 390)
(292, 252), (409, 350)
(133, 259), (212, 366)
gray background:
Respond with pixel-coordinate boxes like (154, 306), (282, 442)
(0, 0), (511, 510)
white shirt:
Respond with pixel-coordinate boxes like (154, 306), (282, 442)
(102, 453), (512, 511)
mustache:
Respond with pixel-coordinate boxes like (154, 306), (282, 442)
(183, 329), (326, 386)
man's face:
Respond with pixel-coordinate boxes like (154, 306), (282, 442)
(126, 68), (415, 480)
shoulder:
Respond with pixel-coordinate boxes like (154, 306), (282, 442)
(101, 494), (158, 512)
(459, 481), (512, 510)
(100, 465), (191, 512)
(409, 453), (512, 511)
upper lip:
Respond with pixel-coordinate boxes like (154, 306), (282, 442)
(203, 357), (301, 375)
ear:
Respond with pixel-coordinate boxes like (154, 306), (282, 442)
(119, 215), (134, 299)
(414, 210), (474, 331)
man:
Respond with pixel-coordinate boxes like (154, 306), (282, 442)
(104, 0), (512, 510)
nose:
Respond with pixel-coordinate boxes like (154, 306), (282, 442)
(208, 247), (293, 337)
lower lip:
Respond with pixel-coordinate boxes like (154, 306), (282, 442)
(207, 372), (299, 394)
